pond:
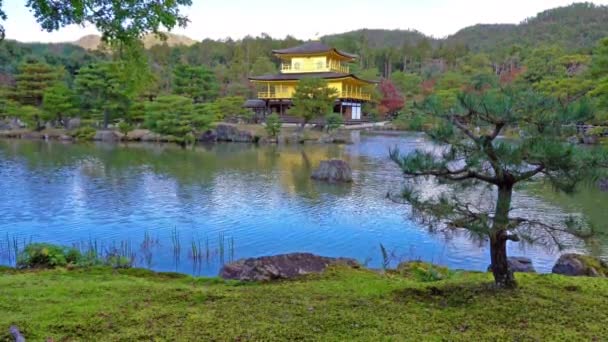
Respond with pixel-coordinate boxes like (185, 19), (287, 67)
(0, 132), (603, 275)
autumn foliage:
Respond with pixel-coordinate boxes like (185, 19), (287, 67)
(378, 79), (404, 116)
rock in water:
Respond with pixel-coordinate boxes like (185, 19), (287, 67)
(220, 253), (359, 281)
(552, 253), (608, 277)
(198, 129), (217, 142)
(311, 159), (353, 183)
(215, 124), (253, 142)
(487, 256), (536, 273)
(598, 178), (608, 192)
(93, 130), (119, 142)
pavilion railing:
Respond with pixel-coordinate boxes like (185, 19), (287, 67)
(280, 63), (350, 74)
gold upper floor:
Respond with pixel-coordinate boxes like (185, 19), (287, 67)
(280, 56), (350, 74)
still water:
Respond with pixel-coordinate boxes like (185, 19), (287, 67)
(0, 132), (600, 275)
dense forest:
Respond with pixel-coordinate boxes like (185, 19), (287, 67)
(0, 2), (607, 140)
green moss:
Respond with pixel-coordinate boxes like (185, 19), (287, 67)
(577, 255), (608, 276)
(0, 266), (607, 340)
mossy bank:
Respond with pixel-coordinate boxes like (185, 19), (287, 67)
(1, 266), (607, 340)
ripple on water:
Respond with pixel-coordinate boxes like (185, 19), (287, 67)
(0, 134), (594, 275)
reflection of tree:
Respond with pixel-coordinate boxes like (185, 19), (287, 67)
(0, 139), (361, 201)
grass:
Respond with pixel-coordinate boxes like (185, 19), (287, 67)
(1, 266), (607, 340)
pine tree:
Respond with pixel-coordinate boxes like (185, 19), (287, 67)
(74, 62), (130, 128)
(13, 60), (60, 106)
(390, 83), (603, 288)
(291, 78), (338, 130)
(42, 82), (75, 126)
(173, 64), (219, 103)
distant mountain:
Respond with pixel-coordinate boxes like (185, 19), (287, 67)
(322, 3), (608, 53)
(74, 35), (103, 50)
(323, 29), (432, 50)
(446, 2), (608, 52)
(73, 32), (198, 50)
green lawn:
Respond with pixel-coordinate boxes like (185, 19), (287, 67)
(1, 266), (607, 341)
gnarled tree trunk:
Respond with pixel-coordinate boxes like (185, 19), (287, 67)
(490, 184), (517, 288)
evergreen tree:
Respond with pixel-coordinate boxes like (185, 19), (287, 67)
(590, 38), (608, 117)
(291, 78), (338, 129)
(42, 82), (75, 126)
(74, 62), (130, 128)
(13, 60), (60, 106)
(390, 85), (603, 288)
(173, 64), (219, 103)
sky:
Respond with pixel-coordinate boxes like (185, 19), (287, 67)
(2, 0), (608, 43)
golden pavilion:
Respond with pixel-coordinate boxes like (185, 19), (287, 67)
(248, 41), (375, 122)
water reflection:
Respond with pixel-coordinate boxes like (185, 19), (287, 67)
(0, 133), (601, 275)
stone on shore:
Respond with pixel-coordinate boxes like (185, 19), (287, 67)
(198, 129), (217, 142)
(215, 124), (254, 142)
(311, 159), (353, 183)
(93, 130), (121, 142)
(220, 253), (359, 281)
(487, 256), (536, 273)
(598, 178), (608, 192)
(552, 253), (608, 277)
(66, 118), (81, 130)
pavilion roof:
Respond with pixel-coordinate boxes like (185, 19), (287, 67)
(272, 41), (358, 59)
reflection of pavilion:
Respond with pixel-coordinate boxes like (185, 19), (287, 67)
(246, 41), (376, 124)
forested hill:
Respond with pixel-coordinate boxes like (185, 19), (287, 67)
(322, 29), (431, 50)
(323, 3), (608, 53)
(446, 2), (608, 52)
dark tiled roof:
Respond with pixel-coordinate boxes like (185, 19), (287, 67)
(272, 41), (358, 59)
(249, 72), (375, 84)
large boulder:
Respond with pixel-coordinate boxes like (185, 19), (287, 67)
(487, 256), (536, 273)
(582, 135), (599, 145)
(220, 253), (359, 281)
(215, 124), (253, 142)
(552, 253), (608, 277)
(598, 178), (608, 192)
(20, 131), (42, 140)
(311, 159), (353, 183)
(198, 129), (217, 143)
(140, 131), (162, 142)
(93, 130), (121, 142)
(66, 118), (81, 130)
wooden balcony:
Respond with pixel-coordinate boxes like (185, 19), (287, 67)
(340, 91), (371, 101)
(281, 63), (349, 74)
(258, 91), (291, 99)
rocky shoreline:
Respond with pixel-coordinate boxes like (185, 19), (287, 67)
(219, 252), (608, 281)
(0, 123), (354, 145)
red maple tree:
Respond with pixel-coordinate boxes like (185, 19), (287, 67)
(378, 79), (404, 116)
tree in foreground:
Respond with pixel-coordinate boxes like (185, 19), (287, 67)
(390, 85), (604, 288)
(1, 0), (192, 43)
(291, 78), (338, 130)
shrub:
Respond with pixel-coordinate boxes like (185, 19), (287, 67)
(71, 126), (96, 141)
(17, 243), (82, 269)
(325, 113), (343, 132)
(265, 113), (282, 138)
(117, 121), (133, 137)
(397, 261), (453, 282)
